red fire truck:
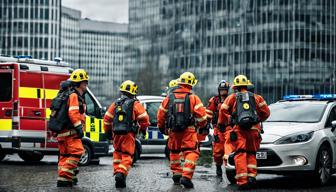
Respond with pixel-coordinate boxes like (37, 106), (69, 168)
(0, 56), (109, 165)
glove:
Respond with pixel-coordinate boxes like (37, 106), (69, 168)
(218, 124), (226, 133)
(105, 130), (113, 140)
(198, 123), (210, 135)
(74, 124), (84, 139)
(141, 129), (147, 139)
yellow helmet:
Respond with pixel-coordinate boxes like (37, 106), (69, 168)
(247, 80), (253, 86)
(233, 75), (249, 87)
(69, 69), (89, 82)
(120, 80), (138, 95)
(168, 79), (178, 88)
(178, 72), (198, 86)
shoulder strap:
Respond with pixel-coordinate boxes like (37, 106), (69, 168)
(184, 93), (191, 114)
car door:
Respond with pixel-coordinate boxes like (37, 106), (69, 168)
(142, 101), (167, 145)
(84, 91), (105, 143)
(324, 105), (336, 161)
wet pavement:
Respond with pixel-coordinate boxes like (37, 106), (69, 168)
(1, 152), (336, 192)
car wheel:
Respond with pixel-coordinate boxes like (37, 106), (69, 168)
(79, 144), (92, 166)
(18, 151), (44, 162)
(225, 170), (236, 184)
(313, 145), (332, 185)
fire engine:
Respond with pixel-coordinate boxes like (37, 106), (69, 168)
(0, 56), (109, 165)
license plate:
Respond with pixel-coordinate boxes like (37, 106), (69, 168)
(256, 152), (267, 159)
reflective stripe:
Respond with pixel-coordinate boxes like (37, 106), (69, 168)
(57, 130), (77, 137)
(0, 119), (12, 131)
(258, 101), (267, 108)
(194, 103), (204, 110)
(137, 112), (148, 120)
(159, 105), (168, 113)
(118, 164), (128, 171)
(104, 121), (111, 125)
(74, 121), (81, 127)
(184, 159), (196, 165)
(61, 168), (75, 175)
(206, 109), (213, 114)
(113, 159), (122, 163)
(45, 89), (59, 100)
(183, 167), (194, 172)
(221, 103), (229, 110)
(196, 115), (207, 122)
(206, 114), (213, 119)
(57, 177), (72, 182)
(235, 173), (248, 179)
(248, 173), (257, 178)
(105, 111), (114, 118)
(66, 160), (78, 166)
(251, 126), (260, 132)
(170, 160), (181, 165)
(188, 126), (196, 130)
(247, 164), (257, 169)
(69, 106), (79, 111)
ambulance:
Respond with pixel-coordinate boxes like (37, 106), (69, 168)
(0, 56), (109, 165)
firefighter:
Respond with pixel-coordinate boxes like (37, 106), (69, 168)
(57, 69), (88, 187)
(157, 72), (208, 188)
(206, 80), (231, 177)
(103, 80), (150, 188)
(218, 75), (270, 190)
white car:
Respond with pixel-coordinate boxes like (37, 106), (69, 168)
(226, 94), (336, 185)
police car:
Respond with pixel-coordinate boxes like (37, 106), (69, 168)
(137, 95), (212, 158)
(226, 94), (336, 185)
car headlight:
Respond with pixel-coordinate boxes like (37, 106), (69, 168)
(274, 131), (314, 145)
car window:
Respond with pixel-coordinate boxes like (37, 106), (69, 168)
(0, 73), (12, 101)
(85, 93), (96, 117)
(266, 102), (327, 123)
(146, 102), (161, 125)
(325, 107), (336, 127)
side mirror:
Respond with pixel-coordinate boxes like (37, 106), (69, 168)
(331, 120), (336, 132)
(100, 106), (107, 118)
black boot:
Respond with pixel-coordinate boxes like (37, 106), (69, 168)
(115, 173), (126, 188)
(248, 177), (257, 189)
(180, 177), (194, 188)
(72, 178), (78, 185)
(216, 165), (223, 177)
(73, 169), (79, 185)
(57, 180), (73, 187)
(238, 183), (251, 190)
(172, 174), (182, 185)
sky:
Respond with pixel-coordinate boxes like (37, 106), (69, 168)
(62, 0), (129, 23)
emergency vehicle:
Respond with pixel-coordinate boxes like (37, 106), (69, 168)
(0, 56), (109, 165)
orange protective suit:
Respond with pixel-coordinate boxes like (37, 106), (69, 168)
(103, 98), (150, 176)
(157, 85), (207, 180)
(57, 91), (85, 182)
(206, 96), (233, 166)
(218, 89), (270, 186)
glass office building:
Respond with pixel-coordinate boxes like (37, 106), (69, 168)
(128, 0), (336, 103)
(0, 0), (61, 60)
(80, 19), (128, 105)
(60, 6), (81, 67)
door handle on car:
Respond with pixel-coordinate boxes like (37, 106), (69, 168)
(34, 111), (41, 116)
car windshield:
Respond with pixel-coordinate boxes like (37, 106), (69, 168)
(266, 101), (326, 123)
